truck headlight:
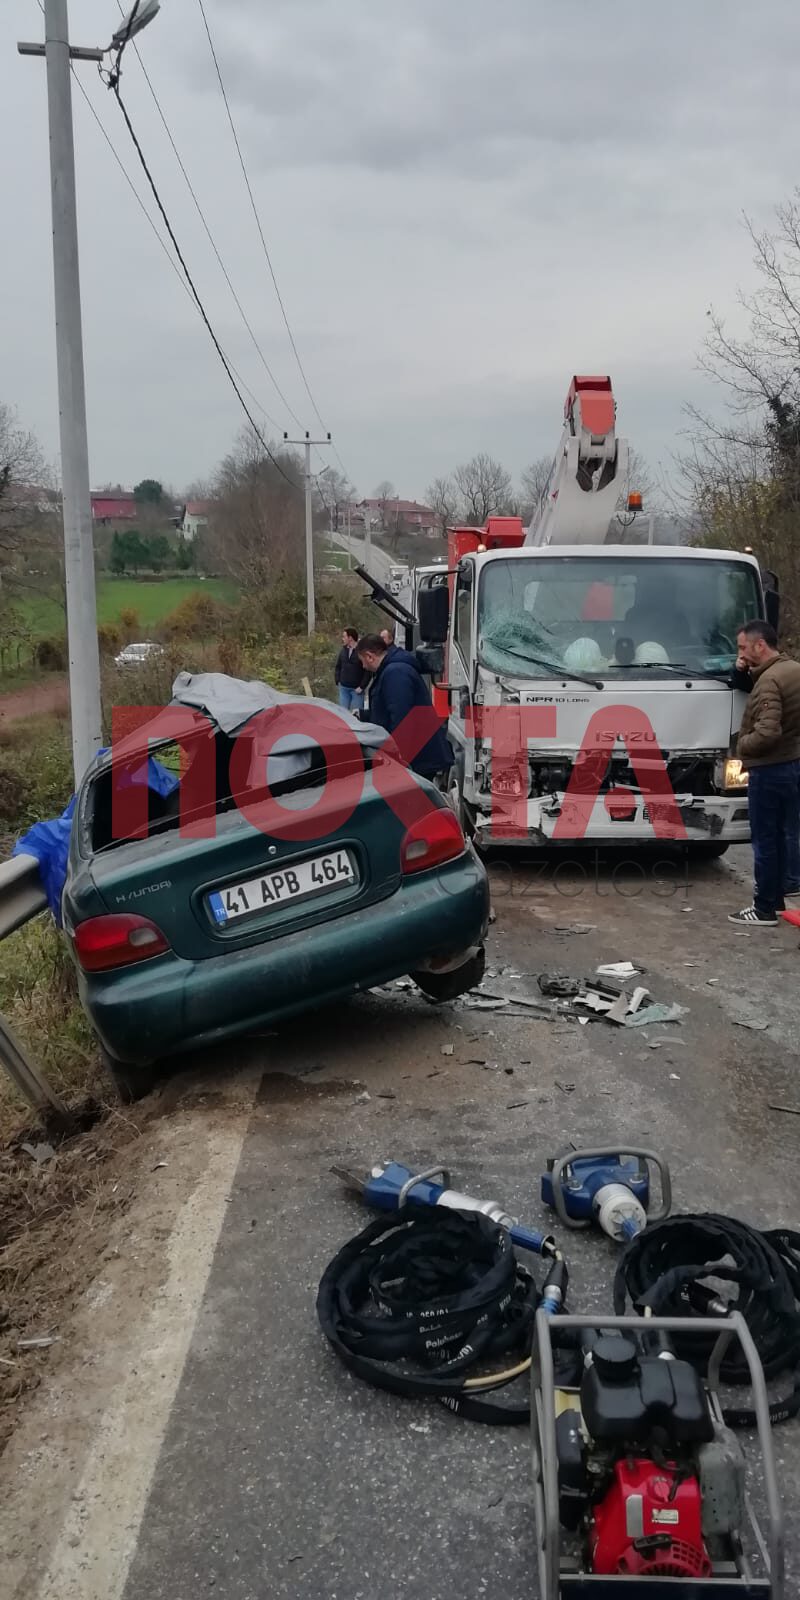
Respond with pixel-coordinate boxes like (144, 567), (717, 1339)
(723, 758), (748, 790)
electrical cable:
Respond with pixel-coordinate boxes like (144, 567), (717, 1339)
(105, 60), (299, 492)
(73, 75), (277, 434)
(113, 0), (299, 433)
(614, 1213), (800, 1427)
(194, 0), (329, 436)
(316, 1209), (539, 1424)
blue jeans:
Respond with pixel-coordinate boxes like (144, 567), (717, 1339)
(748, 760), (800, 916)
(338, 685), (363, 713)
(785, 772), (800, 892)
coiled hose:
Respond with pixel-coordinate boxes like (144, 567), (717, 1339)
(613, 1213), (800, 1426)
(317, 1209), (542, 1423)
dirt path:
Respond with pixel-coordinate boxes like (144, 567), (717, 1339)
(0, 677), (68, 724)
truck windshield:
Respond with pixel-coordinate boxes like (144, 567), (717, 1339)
(477, 555), (762, 679)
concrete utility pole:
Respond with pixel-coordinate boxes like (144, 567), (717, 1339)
(283, 431), (331, 634)
(19, 2), (105, 785)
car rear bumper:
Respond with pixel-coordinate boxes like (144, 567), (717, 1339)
(78, 850), (490, 1064)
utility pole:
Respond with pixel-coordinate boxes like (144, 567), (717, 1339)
(19, 3), (105, 785)
(283, 431), (331, 634)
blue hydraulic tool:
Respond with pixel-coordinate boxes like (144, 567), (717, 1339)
(333, 1160), (557, 1258)
(541, 1147), (672, 1243)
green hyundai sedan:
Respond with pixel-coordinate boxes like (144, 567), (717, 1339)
(62, 677), (489, 1099)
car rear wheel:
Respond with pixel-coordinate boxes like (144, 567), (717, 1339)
(99, 1046), (159, 1104)
(410, 945), (485, 1003)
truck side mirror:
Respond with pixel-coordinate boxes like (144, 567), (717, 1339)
(418, 586), (449, 644)
(416, 644), (444, 679)
(765, 587), (780, 630)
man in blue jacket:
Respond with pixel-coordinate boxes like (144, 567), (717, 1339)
(357, 633), (453, 780)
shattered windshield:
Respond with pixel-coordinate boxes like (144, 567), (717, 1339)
(477, 556), (761, 680)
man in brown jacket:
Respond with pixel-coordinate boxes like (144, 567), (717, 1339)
(729, 619), (800, 926)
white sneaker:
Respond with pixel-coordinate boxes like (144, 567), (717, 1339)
(728, 905), (778, 927)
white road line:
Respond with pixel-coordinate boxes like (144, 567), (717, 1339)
(34, 1115), (250, 1600)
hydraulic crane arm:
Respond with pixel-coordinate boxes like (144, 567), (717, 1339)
(526, 374), (630, 547)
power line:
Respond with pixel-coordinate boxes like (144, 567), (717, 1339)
(72, 73), (284, 441)
(106, 68), (299, 492)
(113, 0), (299, 433)
(194, 0), (329, 435)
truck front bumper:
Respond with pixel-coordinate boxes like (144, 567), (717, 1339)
(471, 791), (751, 847)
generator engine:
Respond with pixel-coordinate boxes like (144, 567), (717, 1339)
(555, 1331), (746, 1579)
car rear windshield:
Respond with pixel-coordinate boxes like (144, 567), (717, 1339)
(86, 731), (375, 853)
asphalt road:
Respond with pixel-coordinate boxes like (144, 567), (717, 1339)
(330, 527), (394, 586)
(119, 844), (800, 1600)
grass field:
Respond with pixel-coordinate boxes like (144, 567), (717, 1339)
(17, 577), (240, 637)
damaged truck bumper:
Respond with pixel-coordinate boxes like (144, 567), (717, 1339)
(471, 791), (751, 847)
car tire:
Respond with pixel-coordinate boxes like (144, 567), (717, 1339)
(99, 1046), (159, 1104)
(410, 945), (486, 1003)
(688, 841), (729, 860)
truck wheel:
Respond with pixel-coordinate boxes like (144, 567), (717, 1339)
(410, 946), (486, 1003)
(689, 841), (729, 860)
(99, 1046), (160, 1104)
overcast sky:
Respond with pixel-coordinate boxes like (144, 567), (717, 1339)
(3, 0), (800, 500)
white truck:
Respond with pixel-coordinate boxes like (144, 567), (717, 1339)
(420, 376), (778, 854)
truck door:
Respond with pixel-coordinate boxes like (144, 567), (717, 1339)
(449, 563), (474, 767)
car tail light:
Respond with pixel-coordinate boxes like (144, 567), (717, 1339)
(72, 913), (170, 973)
(400, 807), (466, 875)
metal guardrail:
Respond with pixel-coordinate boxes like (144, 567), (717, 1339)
(0, 852), (47, 937)
(0, 854), (74, 1128)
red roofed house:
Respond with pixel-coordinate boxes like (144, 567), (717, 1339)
(91, 491), (138, 525)
(355, 498), (438, 537)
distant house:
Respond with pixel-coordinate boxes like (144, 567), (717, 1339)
(180, 500), (211, 541)
(355, 498), (438, 536)
(91, 491), (138, 525)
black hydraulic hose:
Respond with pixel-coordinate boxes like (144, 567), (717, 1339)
(316, 1209), (540, 1423)
(614, 1214), (800, 1426)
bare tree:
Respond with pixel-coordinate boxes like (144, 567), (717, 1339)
(426, 474), (459, 535)
(518, 455), (551, 523)
(211, 425), (303, 597)
(452, 453), (513, 526)
(681, 192), (800, 640)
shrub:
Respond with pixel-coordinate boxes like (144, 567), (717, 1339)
(0, 715), (73, 832)
(161, 592), (227, 640)
(217, 636), (243, 677)
(118, 606), (140, 639)
(35, 635), (67, 672)
(97, 622), (121, 657)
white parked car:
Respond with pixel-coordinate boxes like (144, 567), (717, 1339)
(114, 641), (164, 668)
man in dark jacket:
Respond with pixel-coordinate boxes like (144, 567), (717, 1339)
(357, 633), (452, 779)
(334, 627), (368, 714)
(728, 619), (800, 926)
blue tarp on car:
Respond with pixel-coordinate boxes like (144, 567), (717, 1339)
(13, 754), (179, 923)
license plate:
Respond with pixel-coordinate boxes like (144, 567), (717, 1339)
(208, 849), (356, 926)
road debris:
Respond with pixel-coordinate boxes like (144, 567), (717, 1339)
(768, 1103), (800, 1117)
(596, 961), (645, 979)
(555, 1080), (576, 1094)
(506, 1100), (529, 1110)
(353, 1090), (371, 1104)
(376, 1089), (397, 1100)
(17, 1336), (59, 1350)
(624, 1002), (689, 1028)
(440, 1044), (454, 1056)
(552, 922), (596, 935)
(538, 973), (582, 998)
(734, 1018), (769, 1031)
